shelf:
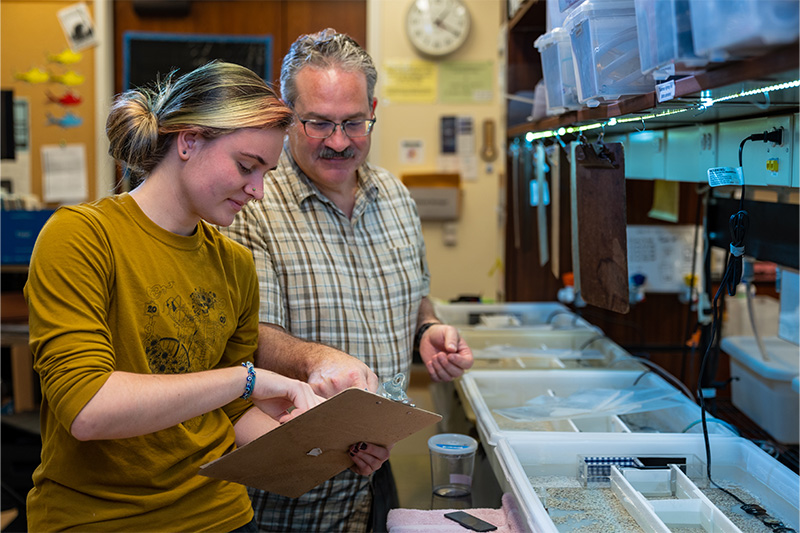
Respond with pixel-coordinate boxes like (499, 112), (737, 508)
(508, 43), (799, 138)
(507, 0), (542, 30)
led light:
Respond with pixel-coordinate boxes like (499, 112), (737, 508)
(514, 79), (800, 143)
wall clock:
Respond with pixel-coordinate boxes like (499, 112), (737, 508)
(406, 0), (471, 57)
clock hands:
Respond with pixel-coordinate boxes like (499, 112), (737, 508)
(434, 19), (461, 38)
(432, 1), (461, 38)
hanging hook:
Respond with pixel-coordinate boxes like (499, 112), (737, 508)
(634, 116), (646, 132)
(597, 123), (606, 147)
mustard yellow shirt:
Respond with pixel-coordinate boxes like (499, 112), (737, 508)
(25, 193), (258, 532)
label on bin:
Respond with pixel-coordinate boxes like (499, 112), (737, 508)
(656, 80), (676, 103)
(707, 167), (744, 187)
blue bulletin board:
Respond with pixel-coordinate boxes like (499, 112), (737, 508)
(123, 31), (273, 89)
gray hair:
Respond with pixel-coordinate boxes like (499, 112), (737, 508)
(280, 28), (377, 109)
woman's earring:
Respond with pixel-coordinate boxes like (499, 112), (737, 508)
(182, 150), (187, 155)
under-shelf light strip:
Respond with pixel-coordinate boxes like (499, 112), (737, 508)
(523, 79), (800, 143)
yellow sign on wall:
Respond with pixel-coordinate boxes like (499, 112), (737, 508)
(383, 59), (437, 104)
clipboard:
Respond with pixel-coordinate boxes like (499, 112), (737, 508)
(574, 141), (630, 314)
(199, 388), (442, 498)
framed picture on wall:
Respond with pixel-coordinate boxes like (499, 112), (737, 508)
(123, 31), (273, 90)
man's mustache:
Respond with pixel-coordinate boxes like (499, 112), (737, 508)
(320, 147), (355, 159)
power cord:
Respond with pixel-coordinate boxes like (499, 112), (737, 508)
(696, 129), (795, 532)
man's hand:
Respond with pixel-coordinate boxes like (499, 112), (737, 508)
(418, 323), (473, 382)
(307, 349), (380, 398)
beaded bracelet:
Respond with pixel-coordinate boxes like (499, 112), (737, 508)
(240, 361), (256, 400)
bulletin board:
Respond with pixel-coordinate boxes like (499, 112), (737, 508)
(0, 1), (97, 203)
(123, 32), (273, 90)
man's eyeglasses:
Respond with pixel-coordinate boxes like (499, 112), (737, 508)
(295, 116), (377, 139)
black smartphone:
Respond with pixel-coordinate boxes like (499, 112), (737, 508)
(444, 511), (498, 532)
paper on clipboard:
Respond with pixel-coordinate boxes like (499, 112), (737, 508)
(199, 388), (442, 498)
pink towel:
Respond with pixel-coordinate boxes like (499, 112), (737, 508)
(386, 493), (526, 533)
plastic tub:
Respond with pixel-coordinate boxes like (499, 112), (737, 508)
(434, 301), (583, 327)
(493, 433), (799, 533)
(633, 0), (708, 78)
(457, 327), (602, 350)
(564, 0), (654, 106)
(722, 335), (800, 444)
(467, 336), (643, 370)
(534, 28), (581, 114)
(689, 0), (799, 61)
(459, 369), (731, 447)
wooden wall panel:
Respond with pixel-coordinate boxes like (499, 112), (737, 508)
(283, 1), (367, 50)
(113, 1), (367, 94)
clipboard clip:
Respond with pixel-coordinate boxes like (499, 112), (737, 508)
(576, 133), (618, 169)
(376, 373), (414, 406)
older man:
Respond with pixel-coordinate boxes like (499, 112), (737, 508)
(221, 28), (473, 532)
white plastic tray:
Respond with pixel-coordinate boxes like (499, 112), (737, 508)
(494, 433), (799, 533)
(468, 336), (644, 370)
(460, 369), (734, 447)
(434, 301), (576, 327)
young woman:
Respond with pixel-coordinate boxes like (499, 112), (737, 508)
(24, 61), (324, 532)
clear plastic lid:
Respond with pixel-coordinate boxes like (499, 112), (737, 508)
(427, 433), (478, 455)
(534, 27), (569, 50)
(563, 0), (636, 29)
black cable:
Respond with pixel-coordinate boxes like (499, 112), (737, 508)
(696, 134), (779, 510)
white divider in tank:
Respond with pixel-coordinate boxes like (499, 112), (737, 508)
(611, 464), (741, 532)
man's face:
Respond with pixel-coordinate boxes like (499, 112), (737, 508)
(287, 66), (376, 193)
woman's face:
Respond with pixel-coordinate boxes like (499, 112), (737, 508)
(180, 127), (284, 228)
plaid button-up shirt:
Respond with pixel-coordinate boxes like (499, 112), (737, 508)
(221, 148), (430, 532)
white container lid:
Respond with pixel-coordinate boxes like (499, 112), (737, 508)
(428, 433), (478, 455)
(563, 0), (636, 29)
(534, 27), (569, 50)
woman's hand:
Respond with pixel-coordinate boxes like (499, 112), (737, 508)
(250, 369), (325, 423)
(348, 441), (392, 476)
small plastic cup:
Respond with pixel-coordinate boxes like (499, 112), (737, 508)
(427, 433), (478, 497)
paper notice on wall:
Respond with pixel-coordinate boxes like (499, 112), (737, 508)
(57, 2), (97, 52)
(383, 60), (437, 103)
(438, 61), (494, 104)
(400, 139), (425, 165)
(627, 225), (702, 293)
(42, 144), (88, 203)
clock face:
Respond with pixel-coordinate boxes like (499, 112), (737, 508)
(406, 0), (471, 57)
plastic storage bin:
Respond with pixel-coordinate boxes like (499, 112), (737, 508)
(457, 326), (602, 350)
(633, 0), (707, 78)
(493, 433), (799, 533)
(434, 301), (577, 327)
(468, 335), (642, 370)
(535, 28), (581, 115)
(459, 369), (733, 446)
(689, 0), (799, 61)
(564, 0), (654, 106)
(722, 335), (800, 444)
